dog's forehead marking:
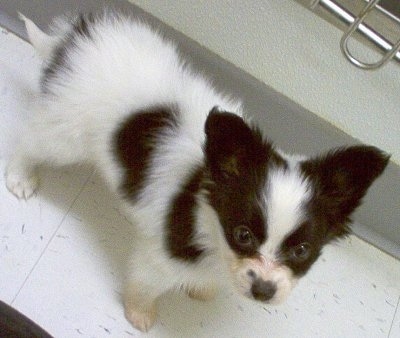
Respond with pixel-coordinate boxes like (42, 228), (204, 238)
(261, 166), (311, 256)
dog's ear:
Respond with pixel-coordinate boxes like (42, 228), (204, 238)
(204, 107), (269, 182)
(302, 146), (390, 238)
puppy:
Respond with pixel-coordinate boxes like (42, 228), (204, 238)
(6, 12), (389, 332)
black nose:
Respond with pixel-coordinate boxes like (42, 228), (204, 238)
(251, 279), (276, 301)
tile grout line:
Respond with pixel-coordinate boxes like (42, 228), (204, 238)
(10, 171), (94, 305)
(388, 295), (400, 338)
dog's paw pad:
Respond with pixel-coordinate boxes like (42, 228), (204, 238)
(5, 172), (39, 200)
(124, 306), (156, 332)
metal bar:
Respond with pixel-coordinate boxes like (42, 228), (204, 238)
(340, 0), (400, 69)
(313, 0), (400, 67)
(372, 1), (400, 24)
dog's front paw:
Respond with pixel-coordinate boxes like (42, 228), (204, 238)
(5, 170), (39, 200)
(187, 286), (217, 302)
(124, 303), (157, 332)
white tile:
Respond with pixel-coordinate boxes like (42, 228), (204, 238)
(280, 237), (400, 338)
(0, 28), (91, 303)
(389, 298), (400, 338)
(0, 167), (91, 303)
(12, 174), (138, 338)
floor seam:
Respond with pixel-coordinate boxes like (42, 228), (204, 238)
(10, 171), (94, 305)
(388, 294), (400, 338)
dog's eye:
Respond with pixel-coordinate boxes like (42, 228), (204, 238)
(291, 242), (311, 261)
(233, 226), (255, 247)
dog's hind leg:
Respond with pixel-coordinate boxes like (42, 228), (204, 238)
(5, 147), (40, 200)
(5, 109), (88, 199)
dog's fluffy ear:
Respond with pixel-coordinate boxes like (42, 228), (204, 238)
(204, 107), (269, 182)
(302, 146), (390, 238)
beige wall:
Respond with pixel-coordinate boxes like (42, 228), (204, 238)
(129, 0), (400, 164)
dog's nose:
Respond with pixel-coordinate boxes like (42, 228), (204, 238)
(251, 279), (276, 301)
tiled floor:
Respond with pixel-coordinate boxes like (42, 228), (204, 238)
(1, 26), (400, 338)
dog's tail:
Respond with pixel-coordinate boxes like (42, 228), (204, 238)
(18, 13), (57, 59)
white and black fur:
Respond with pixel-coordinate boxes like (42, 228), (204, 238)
(5, 12), (390, 332)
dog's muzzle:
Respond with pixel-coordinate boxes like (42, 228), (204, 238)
(246, 254), (278, 301)
(231, 252), (295, 304)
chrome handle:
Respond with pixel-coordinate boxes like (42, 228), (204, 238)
(312, 0), (400, 70)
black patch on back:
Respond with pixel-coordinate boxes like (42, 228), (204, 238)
(41, 13), (95, 92)
(166, 167), (206, 261)
(204, 109), (274, 257)
(114, 106), (178, 201)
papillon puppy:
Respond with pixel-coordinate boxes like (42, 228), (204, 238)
(5, 12), (389, 332)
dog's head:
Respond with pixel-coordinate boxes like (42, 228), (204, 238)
(204, 108), (389, 304)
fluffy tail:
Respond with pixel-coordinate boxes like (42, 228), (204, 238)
(18, 13), (57, 59)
